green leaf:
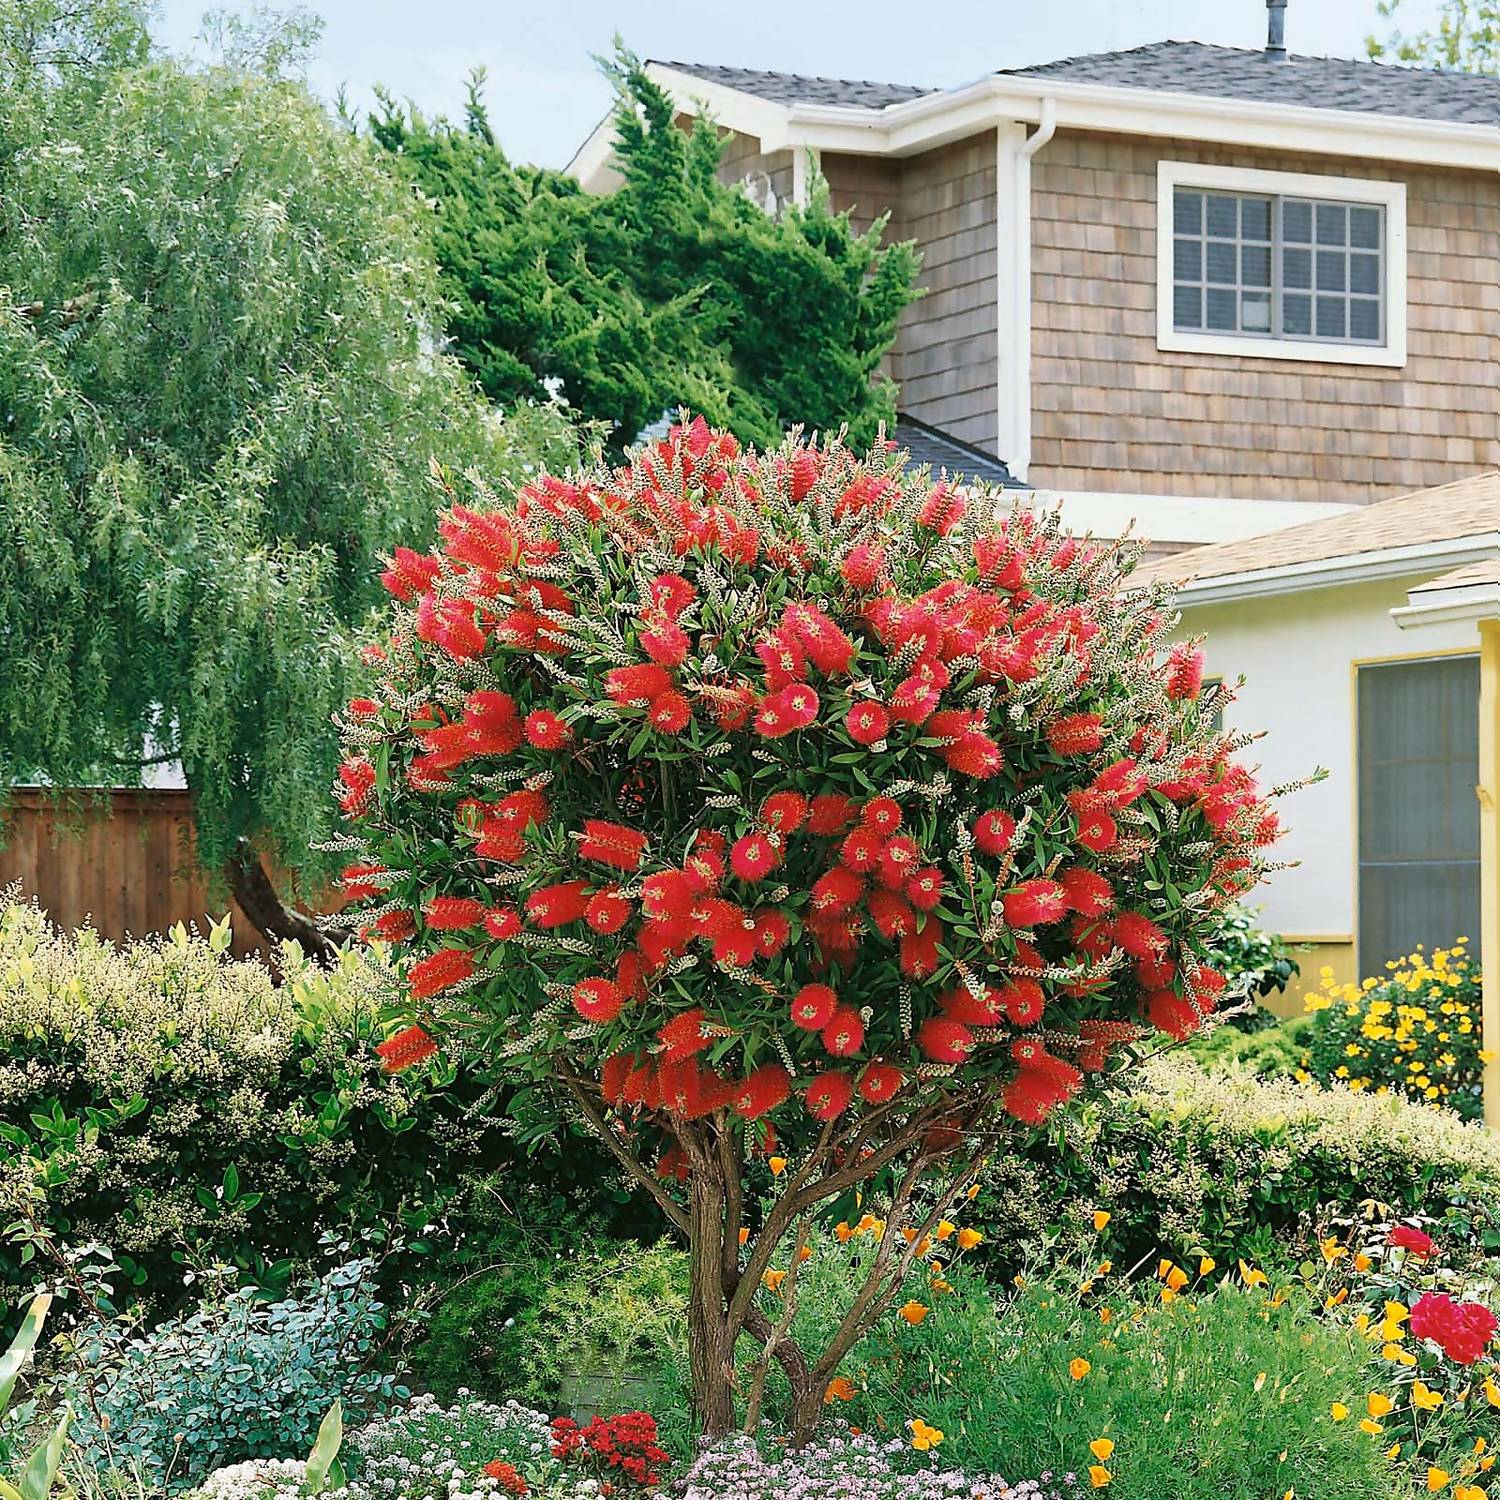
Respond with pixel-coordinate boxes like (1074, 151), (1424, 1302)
(19, 1408), (69, 1500)
(301, 1400), (343, 1495)
(0, 1295), (49, 1416)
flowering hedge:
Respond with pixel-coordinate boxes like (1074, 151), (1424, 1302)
(335, 415), (1282, 1438)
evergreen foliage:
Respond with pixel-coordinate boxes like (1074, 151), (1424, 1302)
(368, 52), (921, 453)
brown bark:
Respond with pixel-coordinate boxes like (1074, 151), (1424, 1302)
(226, 837), (338, 964)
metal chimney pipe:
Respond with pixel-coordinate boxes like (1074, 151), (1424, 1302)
(1266, 0), (1288, 60)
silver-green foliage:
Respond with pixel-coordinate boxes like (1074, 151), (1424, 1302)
(0, 0), (579, 881)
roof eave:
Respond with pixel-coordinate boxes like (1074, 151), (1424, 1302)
(1392, 582), (1500, 630)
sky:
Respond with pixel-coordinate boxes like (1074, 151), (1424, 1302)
(151, 0), (1451, 169)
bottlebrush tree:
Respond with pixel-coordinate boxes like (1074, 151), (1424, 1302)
(334, 415), (1283, 1443)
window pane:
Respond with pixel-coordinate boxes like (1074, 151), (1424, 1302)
(1174, 284), (1202, 329)
(1241, 243), (1271, 286)
(1206, 195), (1238, 237)
(1174, 238), (1202, 280)
(1240, 196), (1272, 240)
(1349, 205), (1381, 249)
(1282, 293), (1312, 335)
(1206, 287), (1237, 330)
(1174, 190), (1203, 235)
(1316, 201), (1348, 246)
(1316, 296), (1347, 339)
(1241, 292), (1271, 332)
(1350, 252), (1380, 295)
(1206, 241), (1237, 284)
(1282, 199), (1313, 242)
(1282, 246), (1312, 290)
(1350, 297), (1380, 341)
(1316, 250), (1347, 292)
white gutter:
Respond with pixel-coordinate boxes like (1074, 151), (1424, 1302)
(1393, 584), (1500, 630)
(1170, 535), (1500, 607)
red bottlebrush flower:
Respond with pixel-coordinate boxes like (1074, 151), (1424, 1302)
(754, 683), (820, 738)
(376, 1024), (438, 1073)
(423, 895), (487, 931)
(647, 573), (697, 620)
(973, 536), (1026, 589)
(1389, 1225), (1436, 1258)
(972, 809), (1017, 856)
(585, 886), (633, 935)
(379, 545), (441, 601)
(1110, 910), (1169, 960)
(805, 1071), (855, 1120)
(917, 481), (966, 535)
(605, 662), (673, 706)
(1136, 951), (1177, 990)
(572, 977), (624, 1023)
(367, 909), (416, 945)
(640, 618), (691, 666)
(641, 869), (696, 918)
(733, 1064), (792, 1120)
(415, 594), (487, 660)
(602, 1051), (634, 1106)
(708, 679), (759, 730)
(752, 908), (791, 957)
(484, 907), (523, 941)
(858, 1063), (904, 1104)
(464, 691), (522, 755)
(755, 626), (808, 690)
(905, 866), (945, 911)
(791, 983), (839, 1031)
(939, 983), (1004, 1026)
(840, 543), (884, 590)
(525, 880), (590, 928)
(497, 788), (549, 828)
(337, 758), (377, 818)
(731, 832), (780, 883)
(579, 820), (649, 872)
(888, 673), (940, 726)
(1047, 712), (1105, 756)
(1001, 1068), (1064, 1125)
(656, 1141), (691, 1181)
(1091, 758), (1149, 809)
(346, 696), (380, 719)
(1002, 879), (1068, 928)
(877, 835), (921, 889)
(786, 603), (856, 676)
(821, 1006), (866, 1056)
(408, 947), (475, 1000)
(760, 790), (809, 832)
(808, 795), (858, 836)
(811, 865), (865, 915)
(524, 709), (572, 750)
(839, 825), (883, 873)
(790, 447), (820, 501)
(899, 918), (944, 979)
(997, 977), (1046, 1027)
(341, 861), (387, 900)
(658, 1008), (713, 1058)
(1145, 989), (1200, 1040)
(944, 729), (1003, 780)
(868, 888), (916, 940)
(1073, 804), (1118, 853)
(861, 796), (903, 834)
(845, 701), (890, 746)
(1059, 867), (1115, 918)
(1166, 642), (1205, 700)
(649, 690), (693, 734)
(918, 1016), (974, 1064)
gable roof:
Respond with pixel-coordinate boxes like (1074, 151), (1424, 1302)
(894, 414), (1024, 489)
(656, 43), (1500, 127)
(1135, 471), (1500, 592)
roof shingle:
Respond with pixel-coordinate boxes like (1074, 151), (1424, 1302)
(894, 414), (1024, 489)
(655, 60), (930, 110)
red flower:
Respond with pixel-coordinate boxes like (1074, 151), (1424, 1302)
(1047, 713), (1105, 756)
(805, 1071), (854, 1120)
(573, 978), (624, 1023)
(366, 909), (416, 945)
(862, 796), (903, 835)
(859, 1063), (904, 1103)
(1389, 1225), (1436, 1258)
(1146, 989), (1200, 1040)
(731, 832), (780, 883)
(760, 790), (809, 832)
(647, 573), (697, 619)
(1073, 804), (1118, 853)
(1166, 643), (1205, 700)
(785, 602), (856, 675)
(811, 865), (865, 914)
(821, 1006), (866, 1056)
(415, 594), (487, 660)
(1411, 1292), (1498, 1365)
(658, 1008), (713, 1058)
(375, 1024), (438, 1073)
(579, 820), (649, 871)
(585, 886), (634, 935)
(899, 919), (944, 978)
(840, 543), (884, 590)
(809, 794), (858, 835)
(524, 709), (572, 749)
(649, 690), (693, 733)
(846, 701), (890, 746)
(525, 880), (590, 928)
(337, 758), (376, 816)
(1058, 867), (1114, 918)
(1002, 879), (1068, 928)
(877, 835), (921, 889)
(868, 888), (916, 940)
(605, 663), (673, 706)
(423, 895), (487, 931)
(905, 866), (944, 911)
(754, 684), (820, 738)
(1110, 911), (1168, 960)
(484, 907), (523, 941)
(753, 908), (791, 957)
(917, 481), (966, 535)
(379, 545), (440, 601)
(996, 977), (1046, 1027)
(918, 1016), (974, 1063)
(408, 947), (475, 999)
(791, 983), (839, 1030)
(972, 809), (1017, 856)
(483, 1459), (528, 1496)
(733, 1064), (792, 1120)
(640, 618), (691, 666)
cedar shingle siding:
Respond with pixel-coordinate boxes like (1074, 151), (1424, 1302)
(1029, 130), (1500, 502)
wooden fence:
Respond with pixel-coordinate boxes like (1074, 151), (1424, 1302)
(0, 788), (271, 955)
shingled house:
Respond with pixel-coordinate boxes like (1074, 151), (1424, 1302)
(569, 12), (1500, 548)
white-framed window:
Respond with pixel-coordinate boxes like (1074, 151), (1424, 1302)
(1156, 161), (1407, 368)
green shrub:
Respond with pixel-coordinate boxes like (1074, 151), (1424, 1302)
(1204, 905), (1300, 1005)
(0, 902), (644, 1314)
(1300, 940), (1483, 1119)
(1185, 1013), (1313, 1075)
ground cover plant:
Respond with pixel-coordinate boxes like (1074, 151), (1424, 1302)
(335, 412), (1288, 1441)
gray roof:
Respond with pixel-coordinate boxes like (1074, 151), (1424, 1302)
(655, 60), (930, 110)
(657, 42), (1500, 127)
(894, 415), (1024, 489)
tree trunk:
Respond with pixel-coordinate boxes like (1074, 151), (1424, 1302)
(226, 837), (337, 964)
(687, 1162), (738, 1438)
(788, 1380), (825, 1450)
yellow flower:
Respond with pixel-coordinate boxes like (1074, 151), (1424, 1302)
(1239, 1260), (1268, 1288)
(1330, 1402), (1350, 1421)
(1070, 1357), (1092, 1380)
(1090, 1438), (1115, 1462)
(935, 1220), (957, 1242)
(1367, 1392), (1394, 1418)
(1360, 1418), (1384, 1436)
(1427, 1467), (1450, 1492)
(1164, 1264), (1189, 1292)
(966, 1182), (981, 1200)
(1089, 1465), (1112, 1489)
(768, 1156), (788, 1177)
(1354, 1253), (1373, 1271)
(835, 1221), (854, 1244)
(957, 1228), (983, 1251)
(1320, 1237), (1346, 1264)
(1455, 1487), (1486, 1500)
(898, 1301), (929, 1326)
(1412, 1381), (1444, 1412)
(910, 1418), (944, 1451)
(824, 1376), (856, 1403)
(1484, 1376), (1500, 1408)
(739, 1226), (750, 1245)
(1198, 1255), (1216, 1276)
(763, 1269), (787, 1293)
(1093, 1210), (1111, 1232)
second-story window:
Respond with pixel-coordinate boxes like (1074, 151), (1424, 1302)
(1156, 162), (1407, 368)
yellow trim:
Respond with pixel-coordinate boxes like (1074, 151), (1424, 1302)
(1350, 646), (1480, 979)
(1479, 621), (1500, 1129)
(1282, 933), (1353, 945)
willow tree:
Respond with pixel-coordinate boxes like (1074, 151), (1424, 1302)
(0, 0), (579, 950)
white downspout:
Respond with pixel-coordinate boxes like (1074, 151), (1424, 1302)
(997, 96), (1056, 483)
